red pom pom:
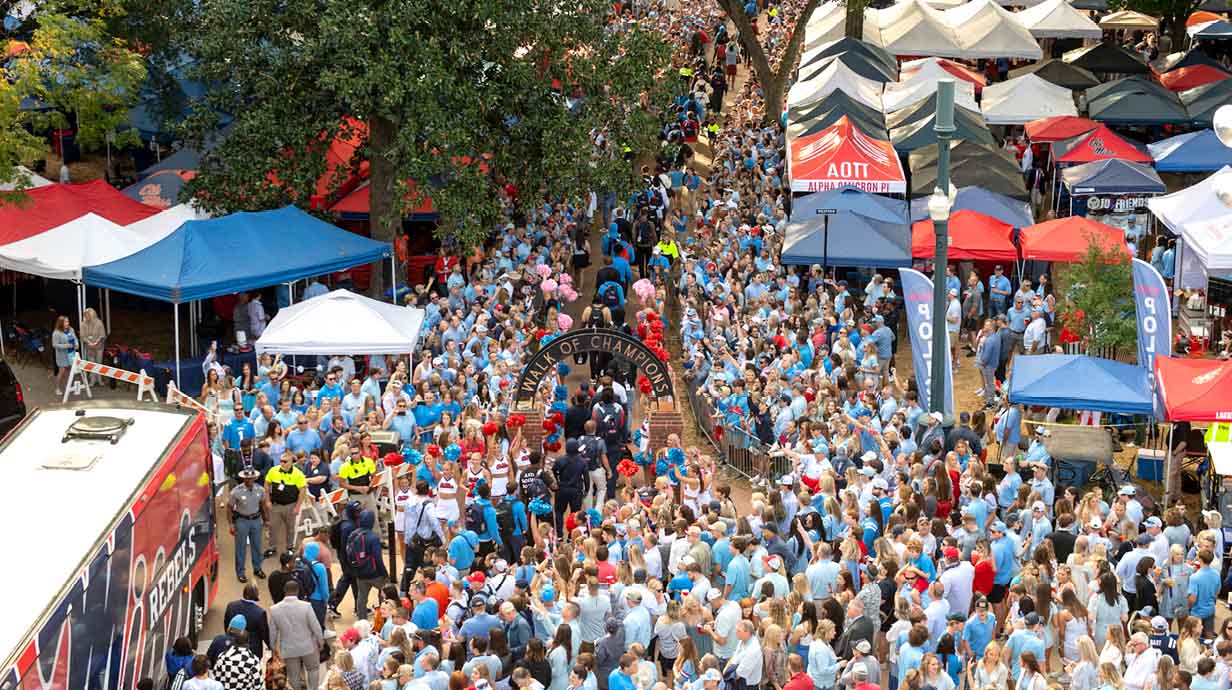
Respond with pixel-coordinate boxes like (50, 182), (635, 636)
(654, 346), (669, 362)
(542, 420), (558, 433)
(550, 411), (564, 425)
(482, 421), (499, 437)
(638, 376), (653, 395)
(617, 459), (640, 477)
(427, 443), (442, 457)
(507, 414), (526, 429)
(714, 425), (724, 441)
(535, 328), (547, 340)
(636, 323), (648, 340)
(383, 452), (403, 467)
(545, 440), (562, 452)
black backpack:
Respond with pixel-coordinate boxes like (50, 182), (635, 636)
(578, 435), (603, 471)
(329, 517), (346, 553)
(602, 284), (620, 309)
(345, 528), (382, 578)
(465, 502), (486, 533)
(292, 562), (317, 598)
(597, 403), (623, 442)
(495, 499), (515, 536)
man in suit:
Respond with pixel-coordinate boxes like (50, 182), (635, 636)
(833, 598), (875, 659)
(222, 584), (269, 659)
(269, 580), (324, 690)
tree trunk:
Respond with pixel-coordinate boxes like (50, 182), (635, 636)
(368, 114), (398, 301)
(764, 76), (786, 128)
(845, 0), (866, 39)
(1168, 15), (1187, 56)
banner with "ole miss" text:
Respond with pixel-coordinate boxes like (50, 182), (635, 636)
(899, 268), (955, 418)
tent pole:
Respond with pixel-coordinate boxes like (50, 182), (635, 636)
(390, 255), (398, 305)
(76, 284), (84, 336)
(174, 303), (181, 385)
(104, 289), (111, 335)
(1164, 422), (1174, 509)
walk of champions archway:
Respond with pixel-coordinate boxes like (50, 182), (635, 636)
(513, 328), (674, 410)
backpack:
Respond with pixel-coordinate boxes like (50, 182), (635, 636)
(346, 529), (381, 578)
(578, 435), (602, 471)
(602, 284), (620, 309)
(292, 563), (317, 599)
(329, 517), (346, 553)
(597, 403), (623, 443)
(636, 221), (655, 246)
(466, 501), (486, 534)
(495, 499), (515, 536)
(518, 470), (550, 503)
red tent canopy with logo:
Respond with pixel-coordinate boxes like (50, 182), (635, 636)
(1052, 125), (1152, 164)
(1019, 216), (1132, 262)
(1159, 64), (1230, 92)
(1155, 355), (1232, 421)
(0, 180), (160, 245)
(789, 117), (906, 194)
(267, 117), (370, 210)
(1024, 116), (1098, 143)
(911, 210), (1017, 261)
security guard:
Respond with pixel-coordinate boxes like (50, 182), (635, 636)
(265, 451), (307, 558)
(338, 444), (378, 519)
(229, 468), (269, 583)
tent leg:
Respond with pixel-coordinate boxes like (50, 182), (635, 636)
(76, 283), (84, 334)
(1164, 422), (1174, 509)
(105, 289), (111, 335)
(390, 255), (398, 304)
(174, 303), (181, 386)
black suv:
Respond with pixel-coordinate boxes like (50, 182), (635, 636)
(0, 357), (27, 438)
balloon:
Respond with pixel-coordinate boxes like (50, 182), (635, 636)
(549, 411), (565, 425)
(557, 313), (573, 330)
(507, 414), (526, 429)
(541, 279), (558, 294)
(535, 264), (552, 279)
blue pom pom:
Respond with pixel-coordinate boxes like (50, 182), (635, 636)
(554, 384), (568, 401)
(550, 401), (568, 414)
(529, 497), (554, 517)
(655, 458), (670, 476)
(634, 451), (653, 467)
(444, 443), (462, 462)
(556, 362), (571, 376)
(585, 509), (602, 527)
(546, 432), (561, 444)
(667, 447), (685, 465)
(403, 448), (424, 466)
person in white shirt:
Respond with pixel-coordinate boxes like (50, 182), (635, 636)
(938, 546), (975, 616)
(726, 620), (763, 688)
(1023, 309), (1048, 354)
(706, 590), (743, 662)
(1143, 516), (1170, 567)
(1123, 632), (1161, 690)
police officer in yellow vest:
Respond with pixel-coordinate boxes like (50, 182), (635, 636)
(265, 451), (307, 557)
(339, 444), (378, 522)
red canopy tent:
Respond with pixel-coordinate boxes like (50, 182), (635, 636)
(0, 180), (160, 245)
(1052, 125), (1152, 164)
(1159, 64), (1230, 92)
(788, 117), (906, 194)
(331, 180), (437, 218)
(1155, 355), (1232, 421)
(911, 210), (1017, 261)
(902, 58), (987, 93)
(267, 117), (370, 210)
(1019, 217), (1131, 262)
(1024, 116), (1098, 143)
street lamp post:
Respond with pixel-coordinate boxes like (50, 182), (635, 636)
(927, 80), (957, 418)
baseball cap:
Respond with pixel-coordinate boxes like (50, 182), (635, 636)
(1137, 533), (1153, 545)
(764, 554), (783, 571)
(947, 612), (966, 622)
(930, 411), (943, 422)
(703, 669), (723, 683)
(1035, 425), (1051, 436)
(855, 640), (872, 654)
(1119, 485), (1137, 496)
(990, 521), (1007, 533)
(778, 474), (795, 485)
(853, 666), (869, 681)
(1151, 616), (1168, 630)
(872, 477), (889, 490)
(340, 627), (360, 644)
(861, 451), (878, 463)
(706, 589), (723, 602)
(494, 559), (509, 573)
(1144, 516), (1163, 529)
(467, 571), (487, 587)
(1024, 612), (1041, 626)
(1032, 501), (1047, 512)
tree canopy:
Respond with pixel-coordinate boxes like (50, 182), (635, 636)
(1059, 238), (1137, 353)
(172, 0), (672, 292)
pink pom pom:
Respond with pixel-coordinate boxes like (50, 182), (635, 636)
(535, 264), (552, 279)
(541, 279), (558, 294)
(557, 313), (574, 330)
(560, 286), (579, 302)
(632, 278), (656, 303)
(559, 273), (573, 286)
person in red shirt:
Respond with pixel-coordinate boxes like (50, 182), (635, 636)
(595, 544), (617, 585)
(424, 569), (450, 614)
(781, 654), (813, 690)
(971, 541), (996, 597)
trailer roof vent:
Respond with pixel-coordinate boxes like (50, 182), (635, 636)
(62, 415), (134, 445)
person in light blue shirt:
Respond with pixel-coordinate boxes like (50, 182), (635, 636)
(1162, 239), (1176, 279)
(945, 266), (962, 298)
(994, 405), (1023, 462)
(1005, 614), (1045, 678)
(1006, 298), (1030, 336)
(806, 543), (841, 599)
(1188, 550), (1221, 632)
(962, 601), (996, 658)
(897, 625), (929, 687)
(990, 522), (1015, 586)
(988, 266), (1012, 316)
(622, 592), (652, 649)
(286, 418), (322, 456)
(725, 542), (752, 600)
(807, 621), (839, 690)
(1024, 429), (1052, 468)
(1028, 463), (1054, 509)
(385, 398), (416, 443)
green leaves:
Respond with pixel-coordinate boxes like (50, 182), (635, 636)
(173, 0), (671, 256)
(1059, 235), (1137, 352)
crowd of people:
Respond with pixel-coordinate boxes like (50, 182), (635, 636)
(160, 1), (1232, 690)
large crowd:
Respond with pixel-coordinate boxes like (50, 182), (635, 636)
(156, 0), (1232, 689)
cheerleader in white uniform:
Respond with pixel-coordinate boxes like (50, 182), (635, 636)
(393, 474), (413, 558)
(436, 462), (462, 526)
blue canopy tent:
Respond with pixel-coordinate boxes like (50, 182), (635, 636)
(910, 186), (1033, 229)
(1059, 159), (1165, 223)
(1008, 354), (1154, 415)
(783, 187), (910, 267)
(84, 205), (393, 381)
(1149, 129), (1232, 172)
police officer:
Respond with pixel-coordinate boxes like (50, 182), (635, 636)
(338, 444), (378, 519)
(265, 451), (307, 558)
(230, 468), (269, 583)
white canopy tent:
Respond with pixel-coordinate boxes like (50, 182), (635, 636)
(0, 166), (53, 192)
(126, 203), (210, 241)
(1098, 10), (1159, 29)
(0, 213), (150, 280)
(884, 71), (978, 112)
(1148, 166), (1232, 287)
(255, 289), (426, 355)
(867, 0), (968, 57)
(787, 59), (885, 110)
(804, 3), (860, 48)
(1013, 0), (1102, 39)
(945, 0), (1043, 59)
(981, 73), (1079, 124)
